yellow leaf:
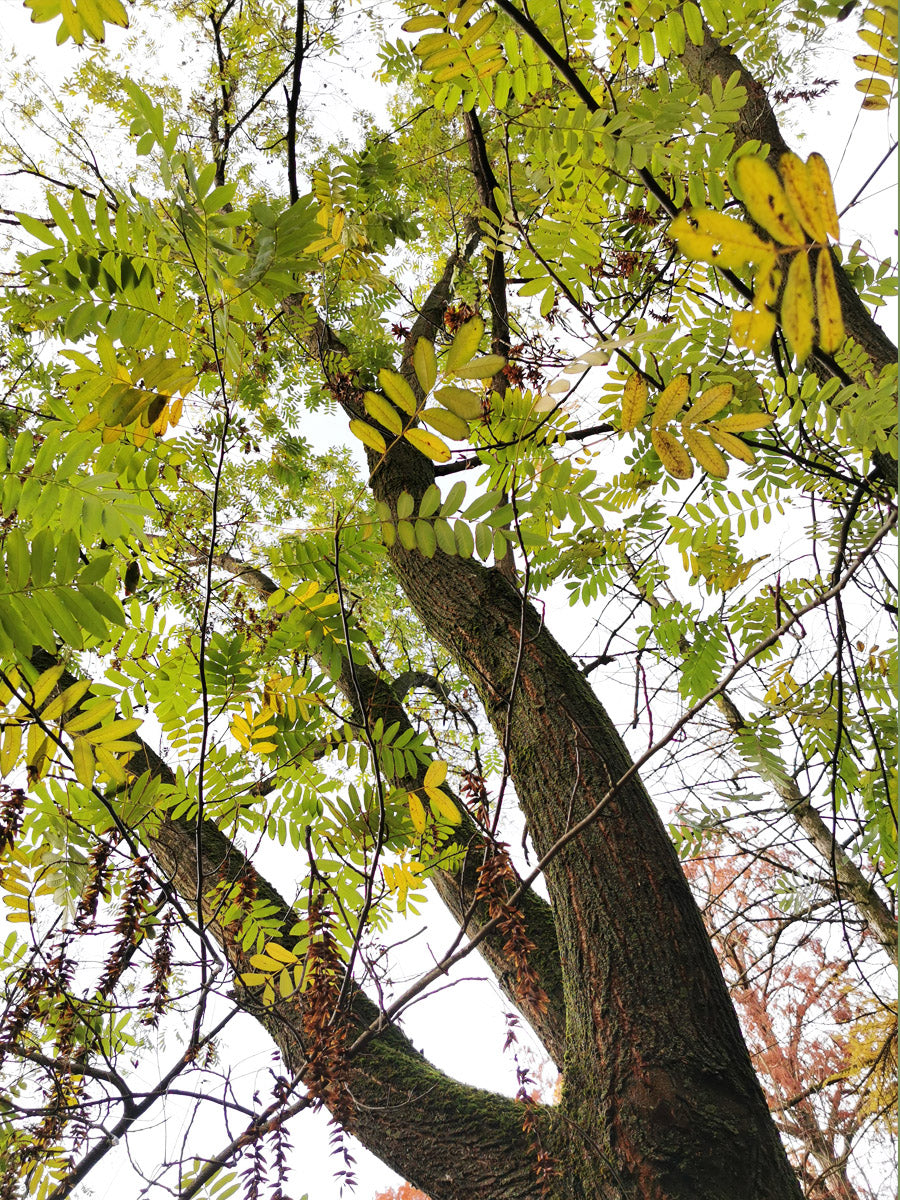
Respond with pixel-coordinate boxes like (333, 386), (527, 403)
(404, 428), (452, 462)
(861, 94), (890, 109)
(652, 373), (690, 428)
(263, 942), (299, 964)
(452, 354), (506, 380)
(805, 155), (840, 239)
(427, 786), (461, 825)
(30, 664), (66, 709)
(446, 316), (484, 371)
(714, 412), (775, 432)
(853, 52), (897, 76)
(681, 427), (729, 478)
(814, 249), (844, 354)
(364, 392), (403, 436)
(669, 209), (772, 269)
(778, 153), (829, 244)
(41, 680), (91, 723)
(0, 723), (22, 776)
(408, 791), (427, 834)
(434, 385), (483, 420)
(65, 698), (117, 733)
(781, 251), (815, 363)
(250, 953), (283, 971)
(734, 155), (805, 245)
(752, 255), (782, 309)
(651, 429), (694, 479)
(349, 419), (387, 454)
(855, 76), (892, 95)
(240, 972), (269, 986)
(707, 426), (756, 464)
(620, 371), (648, 432)
(423, 759), (448, 790)
(378, 369), (418, 416)
(686, 383), (732, 424)
(413, 338), (438, 393)
(81, 717), (142, 745)
(71, 737), (95, 787)
(731, 307), (777, 354)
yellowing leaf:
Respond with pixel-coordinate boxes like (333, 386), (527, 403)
(378, 369), (418, 416)
(434, 385), (483, 420)
(620, 372), (648, 432)
(853, 52), (897, 76)
(413, 338), (438, 393)
(71, 736), (95, 787)
(427, 787), (461, 824)
(652, 373), (690, 428)
(731, 307), (777, 354)
(420, 407), (470, 441)
(651, 429), (694, 479)
(94, 745), (126, 784)
(855, 76), (892, 95)
(82, 717), (142, 745)
(682, 427), (729, 478)
(734, 155), (805, 246)
(708, 426), (756, 464)
(264, 945), (300, 964)
(250, 953), (284, 971)
(686, 383), (732, 424)
(65, 698), (116, 733)
(778, 153), (829, 243)
(404, 428), (452, 462)
(349, 419), (387, 454)
(814, 249), (844, 353)
(714, 412), (775, 432)
(423, 759), (448, 790)
(408, 791), (427, 834)
(753, 255), (782, 309)
(452, 354), (506, 380)
(781, 251), (815, 363)
(805, 155), (840, 239)
(240, 971), (270, 986)
(669, 209), (772, 268)
(446, 316), (484, 371)
(0, 723), (22, 777)
(364, 391), (403, 435)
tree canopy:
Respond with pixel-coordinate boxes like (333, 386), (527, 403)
(0, 0), (896, 1197)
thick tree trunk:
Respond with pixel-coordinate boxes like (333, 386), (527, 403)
(358, 425), (804, 1198)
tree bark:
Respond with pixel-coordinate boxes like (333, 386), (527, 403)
(333, 380), (804, 1196)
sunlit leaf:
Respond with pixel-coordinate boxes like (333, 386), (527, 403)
(734, 155), (805, 245)
(651, 429), (694, 478)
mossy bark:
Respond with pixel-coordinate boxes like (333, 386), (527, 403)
(359, 432), (804, 1199)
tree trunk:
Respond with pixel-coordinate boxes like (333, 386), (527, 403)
(349, 418), (805, 1197)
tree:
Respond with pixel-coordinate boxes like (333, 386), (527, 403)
(0, 0), (895, 1196)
